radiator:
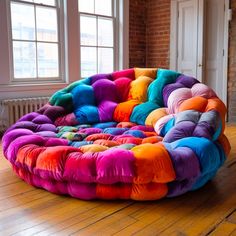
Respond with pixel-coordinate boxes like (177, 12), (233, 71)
(1, 97), (49, 128)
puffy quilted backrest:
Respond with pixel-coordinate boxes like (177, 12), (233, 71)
(48, 68), (226, 139)
(49, 68), (173, 124)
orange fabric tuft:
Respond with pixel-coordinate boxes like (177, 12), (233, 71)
(179, 96), (208, 113)
(79, 144), (108, 153)
(206, 98), (227, 117)
(131, 143), (176, 184)
(93, 139), (119, 147)
(85, 133), (113, 141)
(142, 136), (163, 144)
(113, 100), (140, 122)
(134, 68), (157, 80)
(144, 131), (159, 137)
(145, 108), (168, 126)
(116, 121), (137, 128)
(131, 183), (168, 200)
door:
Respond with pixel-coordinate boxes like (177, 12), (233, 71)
(170, 0), (204, 81)
(204, 0), (226, 103)
(177, 0), (199, 78)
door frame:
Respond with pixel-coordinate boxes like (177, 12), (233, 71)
(170, 0), (229, 104)
(170, 0), (179, 72)
(222, 0), (229, 105)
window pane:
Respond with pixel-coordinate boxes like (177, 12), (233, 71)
(13, 41), (36, 78)
(37, 43), (59, 77)
(98, 18), (113, 47)
(11, 2), (35, 40)
(80, 16), (96, 46)
(98, 48), (113, 73)
(95, 0), (112, 16)
(34, 0), (55, 6)
(78, 0), (94, 13)
(81, 47), (97, 77)
(36, 7), (58, 42)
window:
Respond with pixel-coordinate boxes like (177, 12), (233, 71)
(0, 0), (128, 98)
(78, 0), (115, 77)
(10, 0), (63, 81)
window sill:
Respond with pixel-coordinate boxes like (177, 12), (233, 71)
(0, 82), (68, 100)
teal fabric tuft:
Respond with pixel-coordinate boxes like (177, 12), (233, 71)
(130, 102), (160, 125)
(148, 69), (181, 107)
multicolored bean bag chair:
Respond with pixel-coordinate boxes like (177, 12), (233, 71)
(2, 68), (231, 200)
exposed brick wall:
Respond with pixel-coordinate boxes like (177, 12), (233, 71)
(129, 0), (147, 68)
(129, 0), (171, 69)
(228, 0), (236, 122)
(146, 0), (171, 68)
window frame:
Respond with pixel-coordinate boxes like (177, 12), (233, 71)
(7, 0), (66, 83)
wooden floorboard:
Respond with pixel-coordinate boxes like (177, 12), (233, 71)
(1, 124), (236, 236)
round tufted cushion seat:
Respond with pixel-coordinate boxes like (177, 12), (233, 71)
(2, 68), (231, 200)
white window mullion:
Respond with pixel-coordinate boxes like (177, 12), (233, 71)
(112, 0), (115, 71)
(34, 4), (38, 78)
(96, 15), (98, 74)
(79, 11), (114, 19)
(57, 0), (63, 81)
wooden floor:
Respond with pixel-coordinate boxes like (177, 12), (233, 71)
(1, 125), (236, 236)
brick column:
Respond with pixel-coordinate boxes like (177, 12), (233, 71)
(129, 0), (147, 68)
(228, 0), (236, 122)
